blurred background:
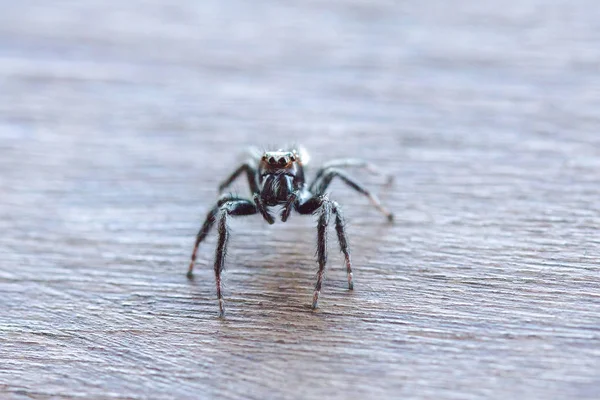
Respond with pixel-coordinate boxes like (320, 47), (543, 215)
(1, 0), (599, 399)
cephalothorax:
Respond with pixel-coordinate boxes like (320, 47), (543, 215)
(188, 147), (393, 317)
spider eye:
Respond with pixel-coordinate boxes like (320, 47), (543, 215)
(290, 156), (296, 162)
(278, 157), (287, 166)
(269, 157), (276, 165)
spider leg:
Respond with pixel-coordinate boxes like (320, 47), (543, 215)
(188, 194), (246, 277)
(217, 162), (259, 194)
(331, 201), (353, 290)
(213, 199), (257, 317)
(312, 168), (394, 222)
(296, 195), (333, 309)
(310, 159), (393, 191)
(313, 200), (331, 309)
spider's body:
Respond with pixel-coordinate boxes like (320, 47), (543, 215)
(258, 150), (303, 209)
(188, 147), (393, 317)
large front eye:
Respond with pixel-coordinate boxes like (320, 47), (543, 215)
(278, 157), (287, 166)
(269, 157), (277, 165)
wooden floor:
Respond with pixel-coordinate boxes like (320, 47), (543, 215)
(1, 1), (599, 399)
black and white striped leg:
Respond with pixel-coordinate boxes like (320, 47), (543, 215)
(213, 199), (257, 317)
(331, 201), (353, 290)
(296, 195), (336, 309)
(314, 168), (394, 222)
(313, 200), (331, 309)
(310, 159), (393, 189)
(217, 163), (259, 194)
(188, 195), (246, 277)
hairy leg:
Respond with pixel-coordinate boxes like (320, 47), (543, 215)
(217, 163), (259, 194)
(313, 200), (331, 309)
(310, 159), (393, 192)
(212, 199), (257, 317)
(188, 194), (246, 277)
(331, 201), (353, 290)
(312, 168), (394, 222)
(296, 195), (333, 309)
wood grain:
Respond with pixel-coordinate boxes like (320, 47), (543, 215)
(1, 0), (599, 399)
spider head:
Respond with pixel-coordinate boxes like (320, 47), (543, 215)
(261, 150), (299, 170)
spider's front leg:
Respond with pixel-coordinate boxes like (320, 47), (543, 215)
(312, 198), (331, 309)
(331, 202), (353, 290)
(188, 196), (257, 317)
(296, 195), (353, 309)
(188, 194), (247, 277)
(213, 199), (257, 317)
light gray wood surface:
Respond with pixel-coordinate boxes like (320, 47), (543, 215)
(1, 1), (599, 399)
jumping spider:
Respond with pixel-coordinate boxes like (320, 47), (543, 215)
(188, 147), (393, 317)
